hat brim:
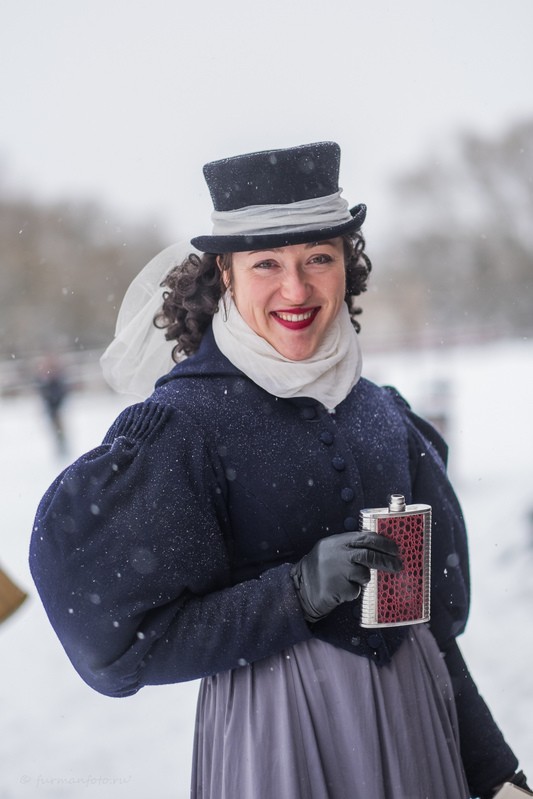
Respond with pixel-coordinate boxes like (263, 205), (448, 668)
(190, 204), (366, 254)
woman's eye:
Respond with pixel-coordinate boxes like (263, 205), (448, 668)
(253, 260), (277, 270)
(308, 254), (333, 265)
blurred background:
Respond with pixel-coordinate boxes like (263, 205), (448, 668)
(1, 1), (532, 796)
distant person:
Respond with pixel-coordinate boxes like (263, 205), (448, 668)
(36, 355), (69, 455)
(29, 142), (530, 798)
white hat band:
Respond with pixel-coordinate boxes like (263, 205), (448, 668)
(210, 190), (352, 237)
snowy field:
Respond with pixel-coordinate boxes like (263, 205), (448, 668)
(1, 338), (532, 798)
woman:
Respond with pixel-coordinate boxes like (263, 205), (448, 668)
(30, 142), (529, 798)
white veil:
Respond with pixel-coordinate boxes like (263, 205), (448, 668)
(100, 241), (198, 399)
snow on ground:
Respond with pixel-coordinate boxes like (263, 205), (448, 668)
(1, 338), (532, 797)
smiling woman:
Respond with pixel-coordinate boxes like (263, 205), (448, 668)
(154, 233), (371, 361)
(222, 239), (346, 361)
(29, 141), (529, 799)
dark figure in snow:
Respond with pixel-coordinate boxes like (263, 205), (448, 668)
(29, 142), (530, 799)
(36, 355), (69, 455)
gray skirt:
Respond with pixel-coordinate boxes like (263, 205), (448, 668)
(191, 625), (470, 799)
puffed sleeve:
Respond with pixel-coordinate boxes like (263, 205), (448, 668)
(29, 402), (311, 697)
(387, 389), (519, 795)
(383, 385), (470, 647)
(402, 403), (471, 649)
(443, 639), (518, 798)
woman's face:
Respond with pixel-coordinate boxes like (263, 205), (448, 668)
(224, 237), (346, 361)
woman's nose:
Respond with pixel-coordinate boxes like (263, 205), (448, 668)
(279, 268), (311, 304)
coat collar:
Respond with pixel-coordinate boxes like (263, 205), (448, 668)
(155, 325), (243, 386)
(154, 324), (324, 409)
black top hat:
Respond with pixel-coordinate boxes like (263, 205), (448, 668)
(190, 141), (366, 253)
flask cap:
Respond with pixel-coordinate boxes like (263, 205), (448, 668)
(388, 494), (406, 512)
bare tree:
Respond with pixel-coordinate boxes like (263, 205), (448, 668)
(0, 193), (166, 359)
(363, 118), (533, 346)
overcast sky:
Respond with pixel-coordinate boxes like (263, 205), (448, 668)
(1, 0), (532, 243)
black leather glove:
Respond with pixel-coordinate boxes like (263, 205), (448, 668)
(290, 531), (402, 622)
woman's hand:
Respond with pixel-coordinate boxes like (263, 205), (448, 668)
(482, 771), (532, 798)
(290, 531), (402, 622)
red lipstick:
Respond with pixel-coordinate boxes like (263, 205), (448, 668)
(271, 307), (320, 330)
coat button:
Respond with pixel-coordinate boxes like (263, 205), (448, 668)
(343, 517), (357, 531)
(331, 456), (345, 471)
(319, 431), (334, 445)
(367, 633), (382, 649)
(301, 407), (316, 420)
(341, 487), (354, 502)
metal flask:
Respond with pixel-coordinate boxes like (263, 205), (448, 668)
(359, 494), (431, 628)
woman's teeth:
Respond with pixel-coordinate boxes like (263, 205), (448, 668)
(275, 310), (314, 322)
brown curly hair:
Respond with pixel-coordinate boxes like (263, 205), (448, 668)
(154, 233), (372, 359)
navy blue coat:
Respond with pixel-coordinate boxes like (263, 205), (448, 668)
(30, 327), (517, 796)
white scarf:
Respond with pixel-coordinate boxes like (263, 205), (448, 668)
(212, 295), (362, 410)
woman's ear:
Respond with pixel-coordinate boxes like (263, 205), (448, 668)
(217, 256), (231, 291)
